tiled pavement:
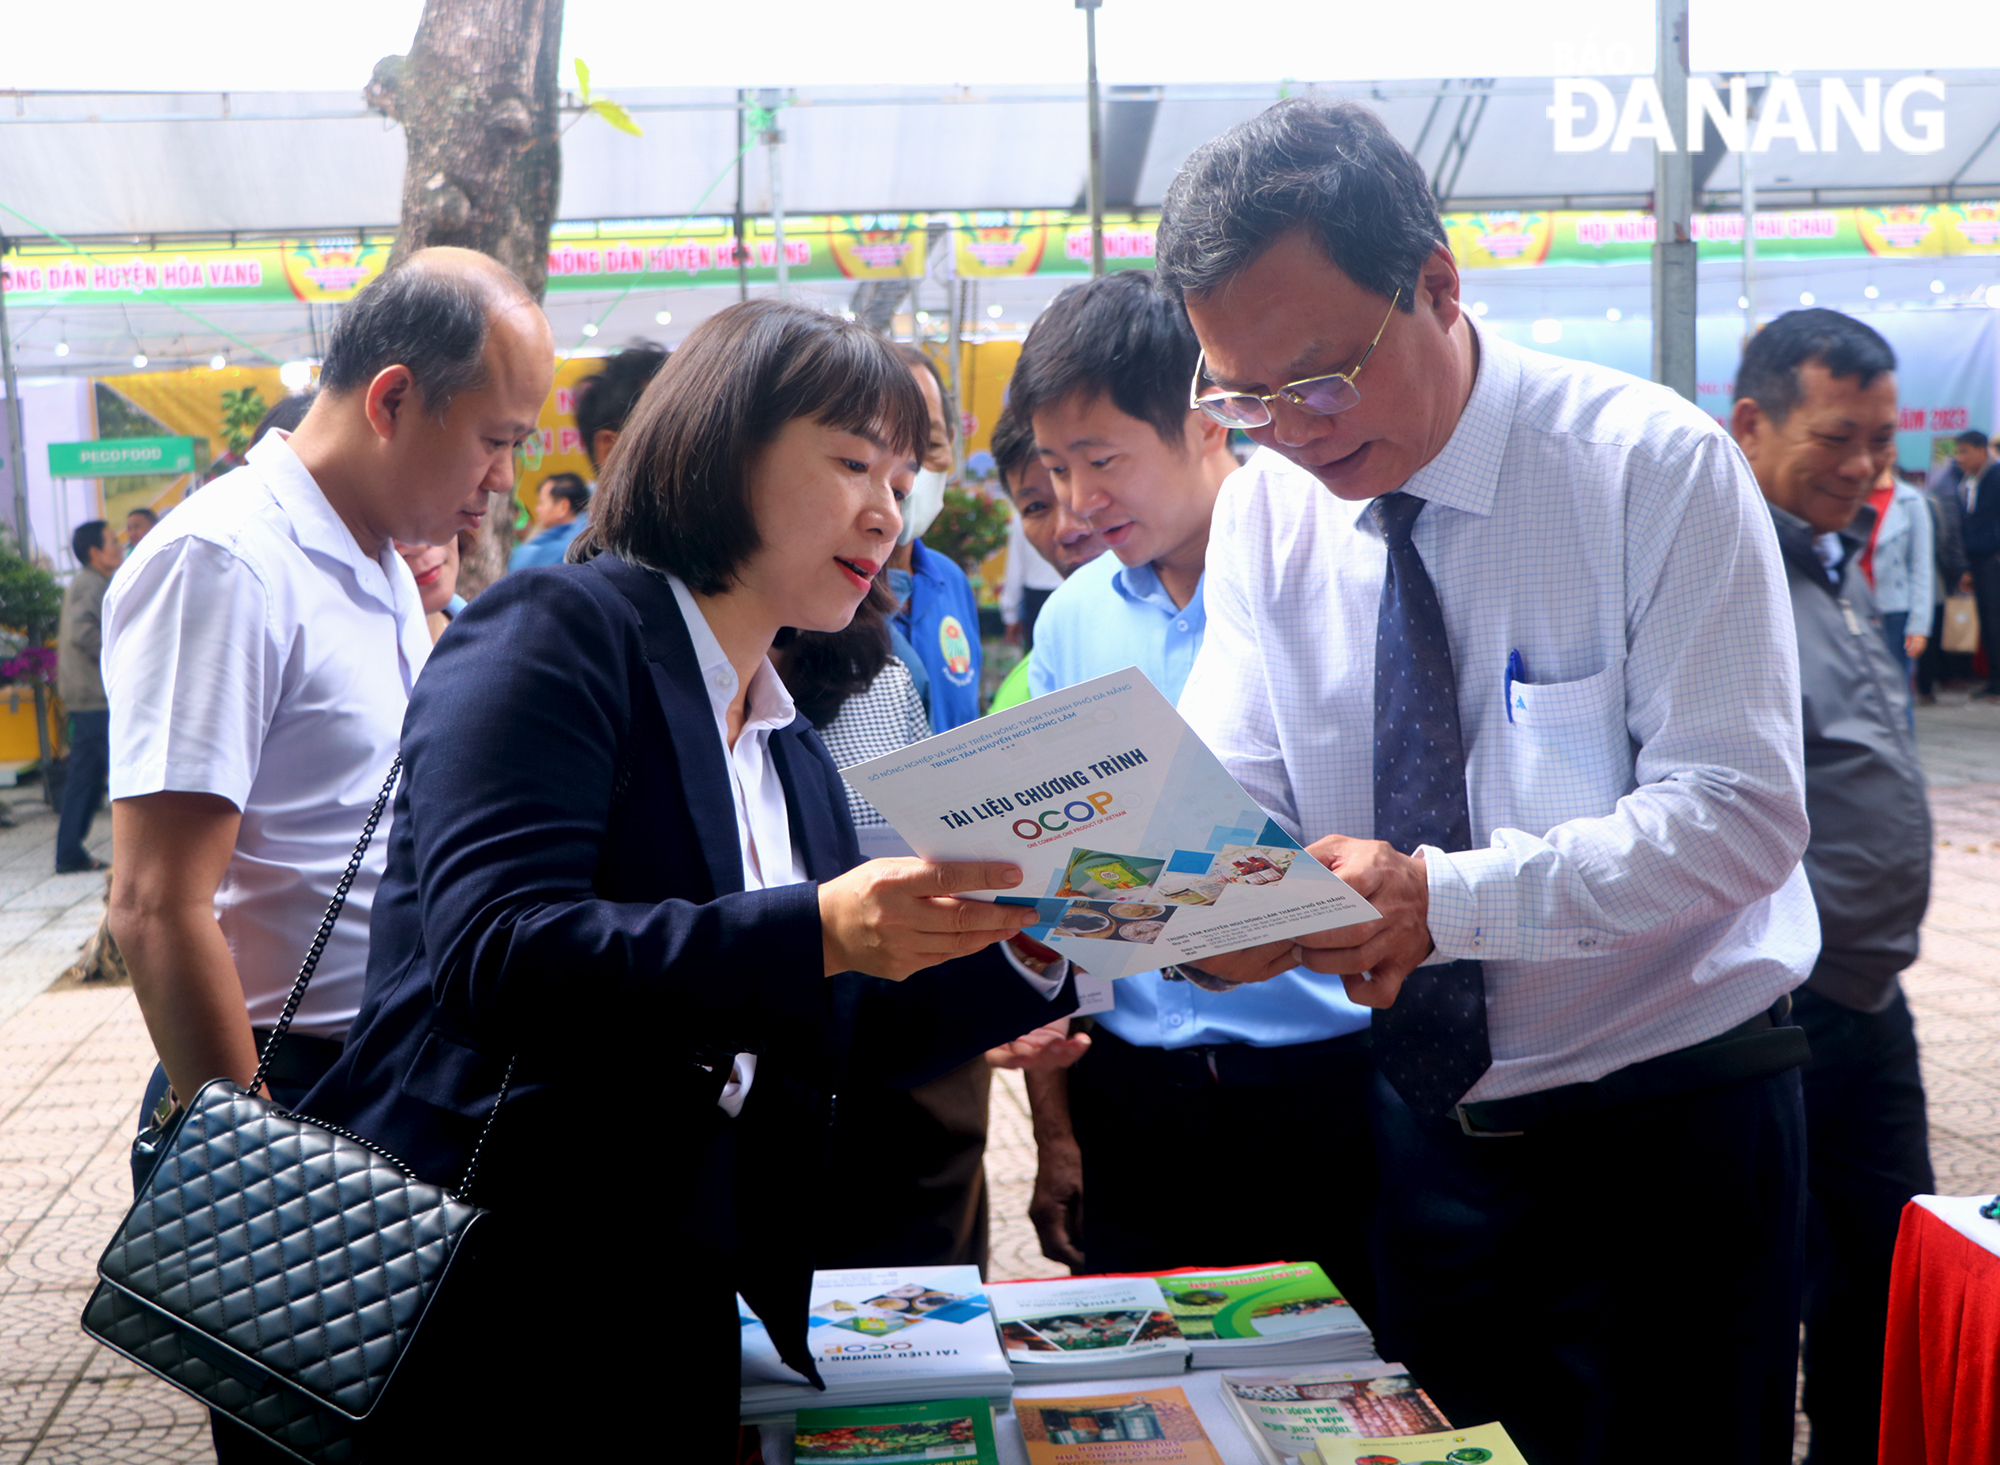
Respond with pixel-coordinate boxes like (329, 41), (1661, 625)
(3, 697), (1999, 1459)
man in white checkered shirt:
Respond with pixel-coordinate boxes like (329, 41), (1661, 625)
(1157, 100), (1816, 1462)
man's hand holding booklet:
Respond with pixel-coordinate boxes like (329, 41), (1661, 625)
(842, 669), (1379, 982)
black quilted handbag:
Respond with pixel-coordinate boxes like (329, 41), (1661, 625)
(81, 760), (515, 1463)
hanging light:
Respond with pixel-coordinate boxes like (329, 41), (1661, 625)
(1606, 307), (1622, 322)
(1531, 318), (1562, 344)
(1471, 301), (1489, 317)
(1738, 295), (1751, 309)
(131, 353), (148, 368)
(654, 310), (672, 325)
(209, 354), (227, 371)
(1864, 285), (1880, 299)
(54, 341), (69, 357)
(1799, 292), (1816, 306)
(1930, 279), (1946, 294)
(1987, 285), (2000, 308)
(987, 304), (1004, 319)
(279, 360), (313, 391)
(581, 322), (599, 337)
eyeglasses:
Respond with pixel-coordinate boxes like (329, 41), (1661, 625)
(1189, 290), (1401, 429)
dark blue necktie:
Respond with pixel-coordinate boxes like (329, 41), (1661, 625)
(1369, 492), (1492, 1121)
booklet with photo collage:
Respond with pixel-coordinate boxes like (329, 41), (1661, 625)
(792, 1396), (1002, 1464)
(1014, 1387), (1223, 1465)
(841, 670), (1378, 981)
(987, 1274), (1190, 1380)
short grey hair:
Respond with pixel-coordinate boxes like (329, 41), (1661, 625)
(1156, 99), (1445, 312)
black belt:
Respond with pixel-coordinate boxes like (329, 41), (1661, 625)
(1453, 995), (1809, 1137)
(1089, 1025), (1370, 1089)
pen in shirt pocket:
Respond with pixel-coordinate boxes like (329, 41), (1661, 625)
(1504, 648), (1527, 723)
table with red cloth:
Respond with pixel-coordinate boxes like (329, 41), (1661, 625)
(1880, 1195), (2000, 1465)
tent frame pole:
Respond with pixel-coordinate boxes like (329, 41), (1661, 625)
(0, 236), (32, 554)
(1651, 0), (1698, 402)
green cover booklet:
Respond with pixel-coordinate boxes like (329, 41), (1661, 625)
(1146, 1262), (1376, 1366)
(793, 1397), (1000, 1463)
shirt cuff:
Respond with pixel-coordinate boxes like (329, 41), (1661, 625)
(1002, 939), (1071, 1000)
(1419, 843), (1516, 963)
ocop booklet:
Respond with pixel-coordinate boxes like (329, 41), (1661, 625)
(843, 670), (1378, 981)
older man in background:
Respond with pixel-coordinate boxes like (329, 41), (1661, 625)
(1732, 308), (1933, 1465)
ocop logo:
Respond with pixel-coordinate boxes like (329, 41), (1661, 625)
(1013, 792), (1114, 840)
(823, 1340), (915, 1353)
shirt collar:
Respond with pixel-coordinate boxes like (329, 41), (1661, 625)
(246, 432), (407, 614)
(1332, 314), (1518, 535)
(1110, 558), (1205, 619)
(663, 573), (798, 739)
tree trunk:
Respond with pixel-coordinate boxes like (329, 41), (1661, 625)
(367, 0), (563, 596)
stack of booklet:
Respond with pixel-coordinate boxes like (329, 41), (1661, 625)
(987, 1275), (1191, 1381)
(738, 1266), (1013, 1423)
(1215, 1362), (1450, 1465)
(1143, 1262), (1376, 1368)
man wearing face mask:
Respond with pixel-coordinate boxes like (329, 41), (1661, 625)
(889, 344), (983, 733)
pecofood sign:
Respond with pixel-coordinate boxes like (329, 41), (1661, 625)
(48, 437), (199, 478)
(1549, 76), (1947, 154)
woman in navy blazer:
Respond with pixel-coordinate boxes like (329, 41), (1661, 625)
(303, 303), (1072, 1459)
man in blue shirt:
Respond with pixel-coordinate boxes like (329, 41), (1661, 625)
(890, 345), (984, 732)
(1009, 271), (1378, 1312)
(508, 471), (589, 569)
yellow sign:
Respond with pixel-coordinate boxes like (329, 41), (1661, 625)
(952, 212), (1054, 278)
(1857, 205), (1946, 257)
(825, 214), (927, 280)
(1446, 211), (1555, 268)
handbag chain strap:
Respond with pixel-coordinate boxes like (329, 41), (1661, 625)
(246, 755), (517, 1202)
(249, 757), (404, 1095)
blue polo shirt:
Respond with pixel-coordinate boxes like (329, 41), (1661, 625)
(1024, 553), (1370, 1052)
(892, 540), (983, 733)
(509, 516), (586, 570)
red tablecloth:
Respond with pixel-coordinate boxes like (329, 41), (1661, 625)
(1880, 1198), (2000, 1465)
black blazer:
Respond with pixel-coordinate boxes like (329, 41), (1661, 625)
(1960, 462), (2000, 560)
(305, 554), (1072, 1389)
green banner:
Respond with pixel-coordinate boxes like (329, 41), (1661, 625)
(48, 436), (199, 478)
(5, 204), (1996, 311)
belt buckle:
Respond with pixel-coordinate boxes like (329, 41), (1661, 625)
(1455, 1103), (1525, 1139)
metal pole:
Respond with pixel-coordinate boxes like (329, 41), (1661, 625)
(1740, 141), (1757, 345)
(735, 89), (749, 304)
(760, 89), (787, 301)
(1079, 0), (1105, 278)
(1650, 0), (1697, 401)
(0, 238), (31, 555)
(946, 280), (966, 480)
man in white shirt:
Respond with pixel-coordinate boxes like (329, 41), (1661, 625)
(1156, 101), (1815, 1461)
(106, 248), (554, 1142)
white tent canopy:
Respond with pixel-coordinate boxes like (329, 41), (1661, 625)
(1, 72), (1998, 377)
(4, 72), (1999, 240)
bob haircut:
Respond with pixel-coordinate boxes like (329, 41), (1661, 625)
(572, 301), (930, 593)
